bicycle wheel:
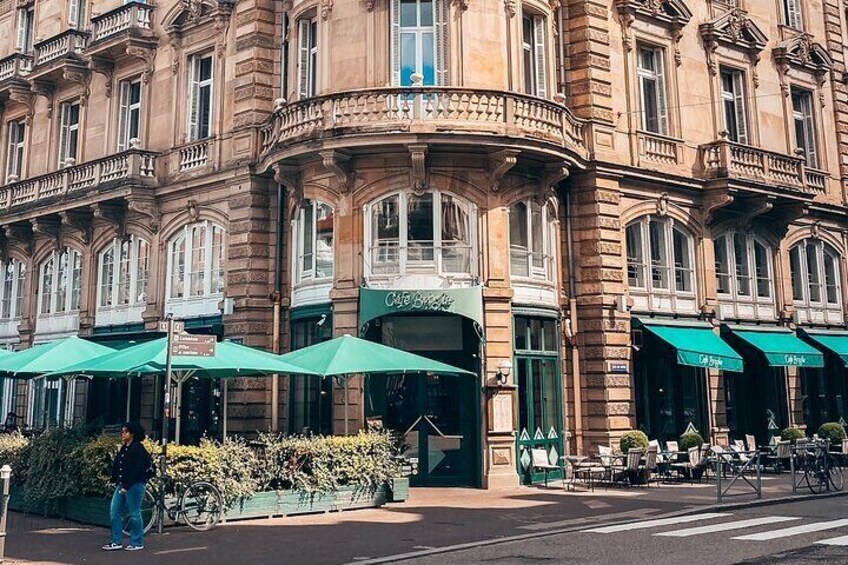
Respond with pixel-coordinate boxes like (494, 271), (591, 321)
(829, 464), (844, 492)
(180, 481), (224, 532)
(122, 487), (157, 536)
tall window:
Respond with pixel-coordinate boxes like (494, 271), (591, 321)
(714, 232), (774, 317)
(68, 0), (86, 29)
(521, 14), (547, 98)
(117, 78), (142, 151)
(38, 248), (82, 315)
(297, 18), (318, 99)
(98, 236), (149, 309)
(720, 68), (748, 144)
(625, 217), (695, 298)
(790, 240), (841, 310)
(58, 101), (80, 167)
(168, 222), (225, 300)
(392, 0), (447, 86)
(187, 53), (214, 142)
(637, 45), (669, 135)
(783, 0), (803, 30)
(16, 7), (34, 54)
(296, 200), (334, 284)
(509, 199), (557, 282)
(0, 259), (25, 320)
(367, 190), (474, 277)
(5, 120), (26, 183)
(289, 315), (333, 435)
(281, 14), (290, 98)
(792, 88), (818, 168)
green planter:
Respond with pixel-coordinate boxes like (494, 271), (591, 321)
(388, 477), (409, 502)
(61, 496), (111, 527)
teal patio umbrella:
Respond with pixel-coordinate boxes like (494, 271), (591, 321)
(279, 334), (473, 433)
(51, 337), (321, 442)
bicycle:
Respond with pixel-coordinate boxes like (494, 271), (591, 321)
(121, 476), (224, 534)
(795, 440), (844, 494)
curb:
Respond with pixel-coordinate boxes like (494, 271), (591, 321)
(662, 488), (848, 517)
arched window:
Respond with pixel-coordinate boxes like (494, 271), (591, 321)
(714, 232), (775, 320)
(166, 222), (225, 317)
(38, 248), (82, 315)
(96, 236), (149, 325)
(295, 200), (334, 285)
(625, 216), (697, 313)
(365, 190), (475, 280)
(509, 199), (557, 283)
(790, 239), (843, 324)
(0, 258), (25, 321)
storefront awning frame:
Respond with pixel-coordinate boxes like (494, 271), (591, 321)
(722, 325), (825, 368)
(634, 318), (744, 373)
(798, 329), (848, 367)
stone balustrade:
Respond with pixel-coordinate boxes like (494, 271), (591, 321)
(260, 87), (587, 157)
(91, 1), (154, 43)
(33, 29), (89, 67)
(0, 53), (33, 82)
(178, 139), (213, 172)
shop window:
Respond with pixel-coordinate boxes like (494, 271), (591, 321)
(38, 248), (82, 316)
(720, 67), (748, 144)
(391, 0), (448, 86)
(521, 11), (547, 98)
(187, 52), (214, 142)
(116, 78), (143, 151)
(166, 222), (225, 317)
(365, 190), (475, 279)
(714, 231), (775, 319)
(509, 199), (557, 283)
(637, 45), (669, 136)
(790, 239), (843, 324)
(295, 200), (334, 285)
(289, 315), (333, 435)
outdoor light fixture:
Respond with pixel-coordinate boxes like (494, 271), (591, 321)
(0, 465), (10, 481)
(495, 360), (512, 386)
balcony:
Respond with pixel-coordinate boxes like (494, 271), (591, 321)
(88, 2), (156, 63)
(259, 87), (587, 164)
(28, 29), (89, 84)
(699, 138), (826, 195)
(0, 149), (157, 213)
(0, 53), (33, 100)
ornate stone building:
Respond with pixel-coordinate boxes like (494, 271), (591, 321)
(0, 0), (846, 488)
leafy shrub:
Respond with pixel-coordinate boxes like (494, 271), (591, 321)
(22, 426), (88, 503)
(817, 422), (847, 446)
(0, 432), (29, 484)
(74, 434), (121, 498)
(679, 432), (704, 452)
(781, 427), (806, 444)
(144, 439), (220, 498)
(619, 430), (649, 453)
(213, 437), (262, 505)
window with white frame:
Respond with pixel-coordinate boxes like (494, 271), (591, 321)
(98, 236), (149, 309)
(29, 377), (71, 430)
(295, 199), (334, 285)
(6, 119), (26, 183)
(366, 190), (474, 278)
(0, 377), (15, 424)
(167, 222), (225, 301)
(58, 101), (80, 168)
(297, 17), (318, 99)
(16, 6), (34, 54)
(68, 0), (86, 29)
(625, 216), (696, 307)
(38, 248), (82, 316)
(509, 199), (557, 282)
(714, 231), (775, 318)
(720, 68), (748, 144)
(521, 13), (547, 98)
(792, 88), (818, 168)
(789, 239), (842, 323)
(0, 259), (25, 321)
(117, 78), (142, 151)
(187, 53), (214, 142)
(783, 0), (803, 30)
(281, 13), (290, 98)
(637, 45), (669, 136)
(391, 0), (448, 86)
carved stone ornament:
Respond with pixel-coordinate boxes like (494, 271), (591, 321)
(656, 192), (670, 217)
(29, 80), (54, 119)
(125, 45), (156, 84)
(92, 202), (126, 238)
(7, 85), (34, 122)
(127, 196), (160, 233)
(453, 0), (470, 10)
(319, 150), (354, 194)
(539, 163), (569, 202)
(3, 223), (33, 257)
(186, 200), (200, 223)
(811, 220), (822, 240)
(774, 34), (832, 99)
(701, 190), (734, 226)
(488, 149), (520, 193)
(60, 210), (93, 244)
(699, 8), (767, 83)
(183, 0), (203, 24)
(408, 145), (428, 195)
(504, 0), (517, 18)
(617, 0), (692, 61)
(364, 0), (376, 11)
(322, 0), (334, 20)
(88, 57), (114, 98)
(273, 164), (303, 208)
(30, 217), (62, 251)
(63, 67), (91, 106)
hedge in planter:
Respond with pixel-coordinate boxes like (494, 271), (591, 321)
(619, 430), (649, 453)
(817, 422), (847, 446)
(679, 432), (704, 452)
(781, 427), (806, 445)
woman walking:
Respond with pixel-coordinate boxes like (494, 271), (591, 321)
(102, 422), (152, 552)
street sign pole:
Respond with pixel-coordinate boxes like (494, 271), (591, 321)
(158, 316), (175, 535)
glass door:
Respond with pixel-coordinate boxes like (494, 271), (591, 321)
(516, 356), (563, 483)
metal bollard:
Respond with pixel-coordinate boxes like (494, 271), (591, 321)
(0, 464), (12, 564)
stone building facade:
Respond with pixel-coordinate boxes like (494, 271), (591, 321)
(0, 0), (845, 489)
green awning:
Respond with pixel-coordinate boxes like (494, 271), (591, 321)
(641, 323), (744, 373)
(730, 329), (825, 368)
(801, 331), (848, 367)
(359, 286), (484, 332)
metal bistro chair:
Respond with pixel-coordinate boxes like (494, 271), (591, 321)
(531, 447), (563, 488)
(612, 448), (643, 486)
(671, 446), (705, 483)
(745, 434), (758, 453)
(640, 447), (660, 487)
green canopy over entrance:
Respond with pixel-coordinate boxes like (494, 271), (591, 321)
(729, 328), (825, 368)
(358, 286), (484, 332)
(800, 330), (848, 367)
(0, 336), (116, 377)
(639, 321), (744, 373)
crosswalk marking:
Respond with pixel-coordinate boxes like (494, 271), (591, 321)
(655, 516), (800, 538)
(817, 535), (848, 546)
(732, 519), (848, 541)
(582, 513), (731, 534)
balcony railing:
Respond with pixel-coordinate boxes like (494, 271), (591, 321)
(91, 1), (154, 43)
(637, 131), (682, 166)
(0, 53), (33, 82)
(178, 139), (212, 172)
(0, 149), (156, 210)
(699, 139), (826, 194)
(260, 88), (587, 157)
(33, 29), (89, 68)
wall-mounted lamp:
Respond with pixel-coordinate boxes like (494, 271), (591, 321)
(495, 360), (512, 386)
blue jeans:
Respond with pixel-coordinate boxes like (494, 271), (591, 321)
(110, 483), (145, 547)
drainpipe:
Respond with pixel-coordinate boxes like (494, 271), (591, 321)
(565, 188), (584, 455)
(271, 182), (286, 432)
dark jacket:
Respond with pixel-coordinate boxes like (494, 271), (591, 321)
(111, 441), (152, 490)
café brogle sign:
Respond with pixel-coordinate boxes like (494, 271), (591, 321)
(359, 286), (484, 331)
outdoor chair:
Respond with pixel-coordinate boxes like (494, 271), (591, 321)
(531, 447), (562, 488)
(765, 440), (792, 473)
(670, 446), (704, 483)
(640, 447), (660, 486)
(729, 444), (751, 465)
(611, 448), (643, 486)
(745, 434), (758, 453)
(733, 439), (745, 450)
(711, 445), (739, 478)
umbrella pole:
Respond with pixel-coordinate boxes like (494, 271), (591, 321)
(175, 378), (183, 445)
(125, 379), (132, 422)
(222, 380), (228, 441)
(344, 377), (349, 436)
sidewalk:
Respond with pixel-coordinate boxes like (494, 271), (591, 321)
(5, 475), (841, 565)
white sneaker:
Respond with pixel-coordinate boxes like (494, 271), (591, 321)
(102, 543), (123, 551)
(125, 545), (144, 552)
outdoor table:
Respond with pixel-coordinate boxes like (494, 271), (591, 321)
(568, 455), (606, 491)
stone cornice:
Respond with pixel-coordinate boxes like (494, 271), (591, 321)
(700, 8), (768, 84)
(616, 0), (692, 28)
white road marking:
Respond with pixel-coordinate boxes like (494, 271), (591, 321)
(582, 513), (731, 534)
(520, 508), (663, 531)
(656, 516), (800, 538)
(817, 535), (848, 546)
(733, 519), (848, 541)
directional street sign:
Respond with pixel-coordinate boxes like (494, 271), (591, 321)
(170, 333), (216, 357)
(159, 321), (185, 334)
